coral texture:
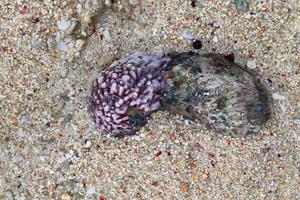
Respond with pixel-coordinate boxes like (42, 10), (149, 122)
(89, 52), (170, 136)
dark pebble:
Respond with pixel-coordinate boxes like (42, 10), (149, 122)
(191, 0), (197, 8)
(45, 122), (51, 127)
(266, 79), (273, 86)
(225, 53), (235, 61)
(30, 16), (40, 24)
(192, 40), (202, 49)
(110, 0), (117, 4)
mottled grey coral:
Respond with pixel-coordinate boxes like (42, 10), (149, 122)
(163, 53), (273, 137)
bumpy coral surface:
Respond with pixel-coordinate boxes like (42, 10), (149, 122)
(89, 52), (170, 136)
(90, 52), (273, 137)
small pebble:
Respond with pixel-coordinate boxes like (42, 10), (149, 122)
(76, 4), (82, 13)
(40, 55), (48, 64)
(182, 33), (194, 41)
(57, 20), (71, 31)
(12, 155), (24, 163)
(184, 119), (190, 125)
(234, 0), (249, 12)
(212, 36), (218, 43)
(272, 93), (286, 100)
(103, 27), (112, 42)
(60, 67), (69, 78)
(247, 59), (257, 69)
(99, 196), (106, 200)
(192, 40), (202, 49)
(65, 20), (78, 34)
(225, 53), (235, 61)
(57, 41), (67, 51)
(191, 0), (197, 8)
(86, 186), (95, 196)
(30, 16), (40, 24)
(85, 140), (92, 148)
(31, 40), (44, 51)
(266, 78), (272, 86)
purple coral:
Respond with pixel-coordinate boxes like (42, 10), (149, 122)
(89, 52), (170, 136)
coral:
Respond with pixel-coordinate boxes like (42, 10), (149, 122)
(89, 52), (273, 137)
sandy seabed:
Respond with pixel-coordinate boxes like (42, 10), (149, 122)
(0, 0), (299, 199)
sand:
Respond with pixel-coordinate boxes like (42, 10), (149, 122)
(0, 0), (299, 199)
